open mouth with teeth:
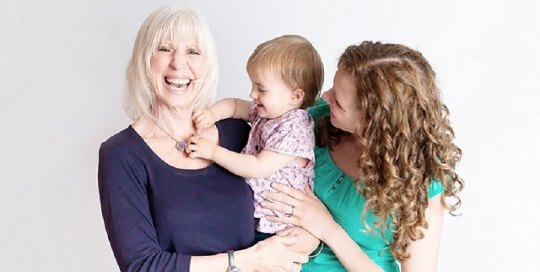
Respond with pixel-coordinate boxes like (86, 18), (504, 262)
(165, 77), (192, 91)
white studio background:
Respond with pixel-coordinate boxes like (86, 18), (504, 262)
(1, 0), (539, 271)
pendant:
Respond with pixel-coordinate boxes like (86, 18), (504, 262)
(176, 141), (188, 152)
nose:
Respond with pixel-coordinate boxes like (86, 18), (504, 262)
(322, 89), (333, 104)
(249, 88), (257, 99)
(171, 52), (187, 69)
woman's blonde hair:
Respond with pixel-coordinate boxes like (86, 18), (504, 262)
(317, 41), (464, 262)
(123, 5), (218, 121)
(246, 35), (324, 109)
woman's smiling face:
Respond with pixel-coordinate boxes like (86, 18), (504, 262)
(322, 70), (362, 134)
(150, 36), (204, 109)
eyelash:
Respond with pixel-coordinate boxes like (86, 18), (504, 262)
(251, 84), (266, 92)
(157, 47), (201, 55)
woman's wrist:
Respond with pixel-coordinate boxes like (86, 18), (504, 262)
(320, 222), (346, 249)
(233, 246), (257, 272)
(308, 240), (324, 257)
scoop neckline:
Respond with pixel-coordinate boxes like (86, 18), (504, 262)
(127, 124), (220, 174)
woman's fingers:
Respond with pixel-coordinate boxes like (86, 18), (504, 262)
(255, 235), (308, 272)
(266, 214), (296, 226)
(305, 183), (316, 197)
(275, 226), (295, 236)
(292, 252), (309, 265)
(262, 199), (288, 213)
(271, 182), (306, 200)
(290, 262), (302, 272)
(263, 201), (299, 226)
(263, 188), (301, 210)
(276, 235), (309, 265)
(262, 184), (312, 226)
(278, 232), (301, 247)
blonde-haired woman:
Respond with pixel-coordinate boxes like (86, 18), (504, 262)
(265, 41), (464, 272)
(98, 5), (315, 272)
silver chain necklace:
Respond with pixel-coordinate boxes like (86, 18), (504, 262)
(151, 118), (188, 152)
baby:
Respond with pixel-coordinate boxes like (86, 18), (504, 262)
(188, 34), (323, 240)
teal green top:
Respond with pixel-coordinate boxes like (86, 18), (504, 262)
(302, 100), (443, 272)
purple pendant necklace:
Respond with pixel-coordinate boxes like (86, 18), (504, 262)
(151, 119), (188, 152)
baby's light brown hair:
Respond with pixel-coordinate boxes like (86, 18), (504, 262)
(246, 35), (324, 109)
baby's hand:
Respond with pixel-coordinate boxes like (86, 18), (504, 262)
(192, 109), (216, 131)
(187, 136), (216, 160)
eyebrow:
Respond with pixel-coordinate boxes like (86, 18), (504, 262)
(254, 82), (268, 89)
(159, 41), (173, 46)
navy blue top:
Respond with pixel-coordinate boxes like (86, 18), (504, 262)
(98, 119), (255, 272)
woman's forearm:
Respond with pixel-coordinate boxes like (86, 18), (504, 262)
(189, 253), (229, 272)
(191, 236), (309, 272)
(189, 248), (283, 272)
(323, 223), (384, 272)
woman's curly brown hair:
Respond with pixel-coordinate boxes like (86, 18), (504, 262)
(317, 41), (464, 262)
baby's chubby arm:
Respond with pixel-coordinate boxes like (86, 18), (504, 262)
(193, 98), (250, 130)
(187, 138), (295, 179)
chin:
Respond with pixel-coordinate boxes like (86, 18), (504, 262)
(330, 116), (339, 128)
(255, 108), (267, 117)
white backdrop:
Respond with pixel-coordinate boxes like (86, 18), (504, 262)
(1, 0), (539, 271)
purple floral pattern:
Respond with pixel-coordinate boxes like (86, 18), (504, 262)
(243, 102), (315, 234)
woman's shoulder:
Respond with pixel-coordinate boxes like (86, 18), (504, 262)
(216, 118), (251, 152)
(313, 145), (339, 175)
(216, 118), (251, 135)
(100, 126), (137, 149)
(308, 98), (330, 120)
(428, 177), (444, 198)
(99, 126), (145, 159)
(98, 126), (155, 180)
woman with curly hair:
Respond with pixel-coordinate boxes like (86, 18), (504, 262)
(264, 41), (464, 271)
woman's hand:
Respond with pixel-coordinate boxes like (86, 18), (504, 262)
(262, 183), (338, 241)
(276, 226), (320, 255)
(236, 234), (308, 272)
(263, 184), (385, 272)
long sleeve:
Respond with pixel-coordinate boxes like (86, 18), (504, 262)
(98, 138), (190, 272)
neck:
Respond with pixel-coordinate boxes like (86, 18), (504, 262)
(152, 107), (196, 138)
(131, 108), (197, 143)
(329, 137), (364, 179)
(337, 137), (363, 154)
(152, 117), (194, 138)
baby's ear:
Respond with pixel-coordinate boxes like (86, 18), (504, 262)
(291, 89), (305, 105)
